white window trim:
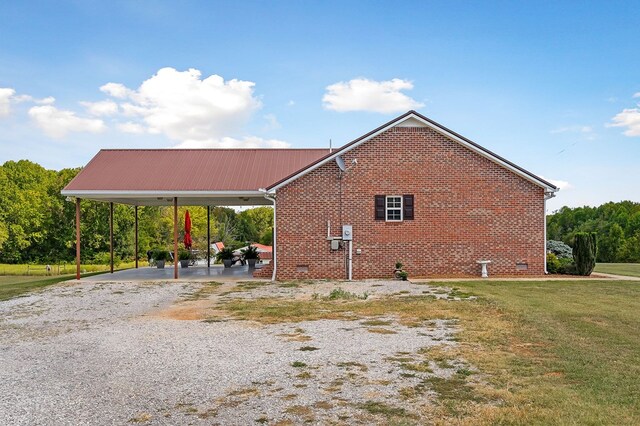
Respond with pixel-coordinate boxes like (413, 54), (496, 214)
(386, 195), (403, 222)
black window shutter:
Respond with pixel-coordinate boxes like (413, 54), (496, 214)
(403, 195), (414, 220)
(375, 195), (385, 220)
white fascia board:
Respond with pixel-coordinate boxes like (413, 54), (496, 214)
(60, 190), (265, 198)
(268, 113), (556, 192)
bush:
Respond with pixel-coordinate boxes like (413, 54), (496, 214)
(558, 258), (577, 275)
(241, 245), (260, 260)
(178, 249), (191, 261)
(547, 240), (573, 259)
(548, 252), (578, 275)
(215, 247), (234, 261)
(154, 250), (171, 261)
(546, 252), (560, 274)
(573, 232), (597, 276)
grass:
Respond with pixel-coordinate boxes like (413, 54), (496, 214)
(357, 400), (411, 419)
(0, 271), (108, 301)
(181, 281), (222, 301)
(326, 287), (368, 300)
(217, 280), (640, 424)
(0, 261), (143, 276)
(594, 262), (640, 277)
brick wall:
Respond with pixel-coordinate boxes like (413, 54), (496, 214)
(275, 126), (545, 280)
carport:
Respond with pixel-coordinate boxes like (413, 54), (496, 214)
(61, 148), (328, 280)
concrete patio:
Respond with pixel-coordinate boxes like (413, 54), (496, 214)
(82, 264), (263, 282)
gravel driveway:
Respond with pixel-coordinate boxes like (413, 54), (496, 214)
(0, 279), (468, 425)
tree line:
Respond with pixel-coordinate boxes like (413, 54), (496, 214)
(2, 159), (637, 265)
(0, 160), (273, 264)
(547, 201), (640, 263)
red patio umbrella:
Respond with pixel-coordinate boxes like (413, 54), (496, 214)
(184, 210), (192, 250)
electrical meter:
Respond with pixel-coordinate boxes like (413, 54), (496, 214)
(342, 225), (353, 241)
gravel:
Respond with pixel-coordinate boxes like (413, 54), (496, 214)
(0, 279), (468, 425)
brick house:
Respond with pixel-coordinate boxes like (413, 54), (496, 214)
(63, 110), (557, 281)
(260, 111), (557, 280)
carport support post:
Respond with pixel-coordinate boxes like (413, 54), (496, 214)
(109, 202), (114, 274)
(173, 197), (178, 280)
(75, 198), (81, 280)
(134, 205), (138, 269)
(207, 206), (211, 268)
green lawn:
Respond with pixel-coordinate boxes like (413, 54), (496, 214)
(0, 272), (107, 301)
(0, 261), (145, 276)
(218, 279), (640, 424)
(594, 263), (640, 278)
(453, 280), (640, 424)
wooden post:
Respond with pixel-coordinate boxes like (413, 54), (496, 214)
(207, 205), (211, 268)
(134, 205), (139, 269)
(109, 202), (114, 274)
(174, 197), (178, 279)
(75, 198), (81, 280)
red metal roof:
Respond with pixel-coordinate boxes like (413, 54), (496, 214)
(64, 149), (328, 192)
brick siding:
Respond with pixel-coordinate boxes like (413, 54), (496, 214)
(275, 126), (545, 280)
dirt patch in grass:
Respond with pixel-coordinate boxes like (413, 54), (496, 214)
(180, 281), (222, 301)
(152, 299), (220, 321)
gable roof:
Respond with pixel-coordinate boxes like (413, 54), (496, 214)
(267, 110), (558, 193)
(64, 149), (328, 192)
(62, 148), (328, 206)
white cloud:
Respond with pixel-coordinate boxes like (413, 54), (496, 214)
(1, 88), (58, 118)
(322, 78), (424, 113)
(608, 108), (640, 136)
(540, 176), (572, 191)
(0, 88), (15, 116)
(5, 67), (278, 146)
(173, 136), (290, 149)
(100, 82), (134, 99)
(28, 105), (106, 139)
(608, 94), (640, 136)
(35, 96), (55, 105)
(102, 67), (261, 143)
(117, 121), (146, 134)
(81, 100), (119, 116)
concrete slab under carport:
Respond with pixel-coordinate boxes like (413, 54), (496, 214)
(81, 265), (265, 282)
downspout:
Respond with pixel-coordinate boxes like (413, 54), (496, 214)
(543, 189), (557, 274)
(261, 190), (277, 281)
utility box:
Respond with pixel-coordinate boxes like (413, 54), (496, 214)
(330, 239), (341, 250)
(342, 225), (353, 241)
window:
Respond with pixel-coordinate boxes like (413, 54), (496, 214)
(375, 195), (414, 221)
(386, 196), (402, 221)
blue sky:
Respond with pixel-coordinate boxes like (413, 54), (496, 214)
(0, 0), (638, 212)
